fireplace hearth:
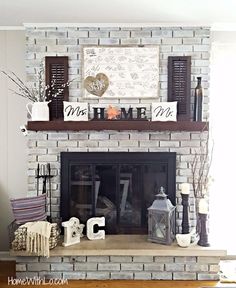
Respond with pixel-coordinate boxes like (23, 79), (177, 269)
(61, 152), (176, 234)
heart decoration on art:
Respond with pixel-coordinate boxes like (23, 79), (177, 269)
(84, 73), (109, 97)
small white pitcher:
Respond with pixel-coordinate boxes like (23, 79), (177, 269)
(26, 101), (50, 121)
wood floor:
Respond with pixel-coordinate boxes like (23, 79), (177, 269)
(0, 261), (234, 288)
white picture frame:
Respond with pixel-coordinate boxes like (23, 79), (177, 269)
(151, 102), (177, 122)
(63, 102), (88, 121)
(83, 46), (159, 99)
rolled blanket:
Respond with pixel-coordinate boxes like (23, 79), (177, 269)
(22, 221), (52, 257)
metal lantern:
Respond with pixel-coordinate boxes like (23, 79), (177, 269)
(148, 187), (176, 245)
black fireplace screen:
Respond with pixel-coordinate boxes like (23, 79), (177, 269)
(61, 152), (176, 234)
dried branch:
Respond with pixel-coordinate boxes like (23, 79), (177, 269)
(1, 62), (77, 102)
(191, 122), (213, 199)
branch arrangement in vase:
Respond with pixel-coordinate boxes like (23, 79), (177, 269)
(1, 63), (76, 102)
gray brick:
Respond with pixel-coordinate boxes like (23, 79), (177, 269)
(87, 256), (109, 263)
(165, 263), (185, 272)
(171, 132), (191, 140)
(27, 263), (50, 271)
(16, 264), (26, 272)
(129, 256), (151, 264)
(37, 140), (57, 147)
(51, 263), (73, 271)
(89, 31), (109, 37)
(47, 31), (67, 38)
(86, 272), (110, 280)
(130, 134), (150, 141)
(63, 256), (86, 263)
(197, 273), (219, 280)
(16, 272), (39, 278)
(173, 272), (196, 280)
(197, 257), (220, 264)
(111, 272), (133, 279)
(69, 133), (89, 140)
(79, 140), (98, 148)
(99, 140), (118, 147)
(37, 38), (56, 45)
(185, 264), (208, 272)
(194, 45), (210, 52)
(47, 45), (67, 53)
(58, 141), (77, 147)
(110, 256), (132, 263)
(98, 263), (120, 271)
(152, 272), (172, 280)
(121, 263), (143, 271)
(209, 264), (220, 273)
(134, 272), (151, 280)
(195, 29), (210, 37)
(63, 272), (86, 279)
(172, 45), (193, 52)
(175, 256), (197, 263)
(152, 30), (172, 37)
(74, 263), (97, 271)
(39, 257), (62, 263)
(183, 38), (202, 44)
(110, 133), (129, 140)
(38, 155), (58, 162)
(121, 38), (140, 45)
(144, 263), (164, 271)
(17, 257), (39, 263)
(141, 38), (161, 45)
(132, 30), (151, 37)
(174, 30), (194, 37)
(68, 31), (88, 38)
(89, 133), (109, 140)
(154, 257), (174, 263)
(119, 140), (139, 147)
(79, 38), (98, 45)
(48, 133), (68, 140)
(162, 38), (182, 45)
(58, 38), (77, 45)
(160, 141), (179, 147)
(110, 31), (130, 38)
(28, 148), (47, 155)
(38, 272), (62, 279)
(150, 133), (171, 141)
(99, 38), (119, 45)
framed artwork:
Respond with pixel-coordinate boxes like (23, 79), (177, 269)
(83, 46), (159, 98)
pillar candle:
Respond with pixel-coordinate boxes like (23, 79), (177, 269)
(199, 198), (208, 214)
(181, 183), (190, 194)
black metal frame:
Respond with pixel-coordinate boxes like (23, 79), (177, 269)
(60, 152), (176, 234)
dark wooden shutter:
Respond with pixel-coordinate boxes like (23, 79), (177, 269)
(45, 56), (69, 120)
(168, 56), (191, 121)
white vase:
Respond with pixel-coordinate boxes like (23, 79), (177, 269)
(26, 102), (50, 121)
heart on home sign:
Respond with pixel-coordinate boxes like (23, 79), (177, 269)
(84, 73), (109, 97)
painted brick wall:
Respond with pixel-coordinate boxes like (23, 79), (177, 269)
(25, 26), (211, 233)
(16, 255), (220, 280)
(25, 26), (210, 118)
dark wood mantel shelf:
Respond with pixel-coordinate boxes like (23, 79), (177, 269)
(27, 120), (208, 132)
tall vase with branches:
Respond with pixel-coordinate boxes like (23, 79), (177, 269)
(191, 122), (214, 235)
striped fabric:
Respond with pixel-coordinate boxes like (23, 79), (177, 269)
(10, 194), (47, 224)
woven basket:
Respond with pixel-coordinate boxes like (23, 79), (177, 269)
(9, 221), (60, 251)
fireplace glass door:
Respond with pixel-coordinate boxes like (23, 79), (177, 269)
(61, 152), (176, 234)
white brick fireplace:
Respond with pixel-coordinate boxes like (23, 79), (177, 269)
(14, 25), (224, 281)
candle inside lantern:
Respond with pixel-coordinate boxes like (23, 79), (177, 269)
(181, 183), (190, 194)
(199, 198), (208, 214)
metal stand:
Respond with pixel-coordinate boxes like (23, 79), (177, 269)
(198, 213), (210, 247)
(181, 193), (190, 234)
(35, 163), (54, 222)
